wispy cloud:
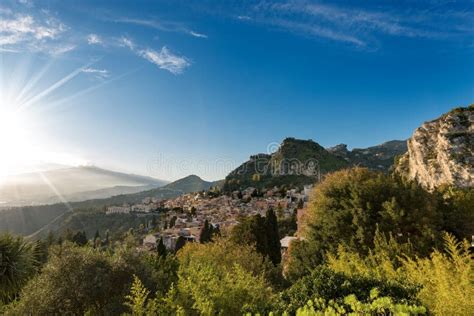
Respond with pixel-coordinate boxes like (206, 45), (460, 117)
(0, 9), (74, 54)
(119, 36), (135, 50)
(113, 16), (207, 39)
(81, 67), (110, 79)
(139, 47), (190, 74)
(119, 36), (190, 74)
(189, 30), (208, 38)
(87, 33), (102, 45)
(230, 0), (474, 48)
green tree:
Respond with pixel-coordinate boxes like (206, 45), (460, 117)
(277, 266), (419, 315)
(156, 238), (167, 257)
(327, 233), (474, 316)
(124, 275), (150, 316)
(231, 211), (281, 265)
(173, 239), (277, 315)
(265, 208), (281, 265)
(199, 220), (213, 243)
(71, 231), (88, 246)
(301, 168), (441, 258)
(5, 243), (163, 315)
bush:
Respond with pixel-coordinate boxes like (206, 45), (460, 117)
(5, 242), (175, 315)
(173, 239), (277, 315)
(327, 233), (474, 315)
(277, 266), (419, 315)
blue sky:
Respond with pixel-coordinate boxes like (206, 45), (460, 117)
(0, 0), (473, 181)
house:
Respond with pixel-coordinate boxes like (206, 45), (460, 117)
(106, 205), (131, 215)
(280, 236), (298, 252)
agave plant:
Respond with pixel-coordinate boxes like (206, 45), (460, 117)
(0, 234), (39, 303)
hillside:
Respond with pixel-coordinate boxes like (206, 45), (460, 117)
(0, 174), (218, 237)
(0, 166), (168, 206)
(396, 105), (473, 190)
(327, 140), (407, 172)
(223, 137), (406, 191)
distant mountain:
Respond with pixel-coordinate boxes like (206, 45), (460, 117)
(327, 140), (407, 172)
(396, 105), (473, 190)
(0, 174), (219, 237)
(223, 138), (408, 191)
(0, 166), (168, 206)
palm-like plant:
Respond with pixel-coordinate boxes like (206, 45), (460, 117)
(0, 234), (39, 303)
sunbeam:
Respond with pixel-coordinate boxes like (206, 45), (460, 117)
(18, 63), (91, 111)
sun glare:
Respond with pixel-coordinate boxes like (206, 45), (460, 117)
(0, 106), (34, 180)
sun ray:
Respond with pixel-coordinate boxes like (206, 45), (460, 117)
(38, 67), (141, 113)
(18, 62), (92, 111)
(15, 59), (56, 105)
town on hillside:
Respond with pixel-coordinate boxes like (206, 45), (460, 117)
(105, 185), (313, 252)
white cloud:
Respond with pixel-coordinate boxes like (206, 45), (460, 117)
(114, 17), (207, 39)
(0, 12), (71, 54)
(119, 35), (190, 74)
(189, 30), (208, 38)
(237, 15), (252, 21)
(139, 47), (190, 74)
(119, 36), (135, 50)
(81, 67), (110, 79)
(87, 33), (102, 45)
(50, 43), (76, 55)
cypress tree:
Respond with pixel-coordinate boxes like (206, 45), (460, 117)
(265, 208), (281, 265)
(157, 237), (167, 257)
(200, 220), (211, 243)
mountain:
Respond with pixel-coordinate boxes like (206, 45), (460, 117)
(396, 105), (473, 190)
(0, 174), (218, 237)
(223, 138), (349, 191)
(0, 166), (168, 206)
(223, 137), (408, 191)
(327, 140), (407, 172)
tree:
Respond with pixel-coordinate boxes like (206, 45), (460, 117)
(172, 239), (277, 315)
(327, 233), (474, 316)
(156, 237), (167, 257)
(265, 208), (281, 265)
(277, 266), (419, 315)
(300, 168), (441, 257)
(230, 214), (268, 257)
(174, 236), (186, 253)
(199, 220), (211, 243)
(71, 231), (88, 246)
(0, 234), (39, 304)
(5, 243), (164, 315)
(124, 275), (150, 316)
(230, 211), (281, 265)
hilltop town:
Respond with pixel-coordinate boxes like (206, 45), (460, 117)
(105, 185), (312, 251)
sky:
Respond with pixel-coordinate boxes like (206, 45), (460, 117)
(0, 0), (473, 181)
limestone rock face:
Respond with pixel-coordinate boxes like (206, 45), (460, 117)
(396, 105), (473, 190)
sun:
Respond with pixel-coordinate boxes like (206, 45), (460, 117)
(0, 106), (34, 180)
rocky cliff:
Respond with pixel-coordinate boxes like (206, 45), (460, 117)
(328, 140), (407, 172)
(396, 105), (473, 190)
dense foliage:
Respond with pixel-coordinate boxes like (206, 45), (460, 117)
(230, 208), (282, 265)
(2, 167), (472, 315)
(0, 234), (40, 304)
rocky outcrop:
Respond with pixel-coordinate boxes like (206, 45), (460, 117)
(396, 105), (473, 190)
(328, 140), (407, 172)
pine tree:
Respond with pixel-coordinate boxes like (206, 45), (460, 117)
(265, 208), (281, 265)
